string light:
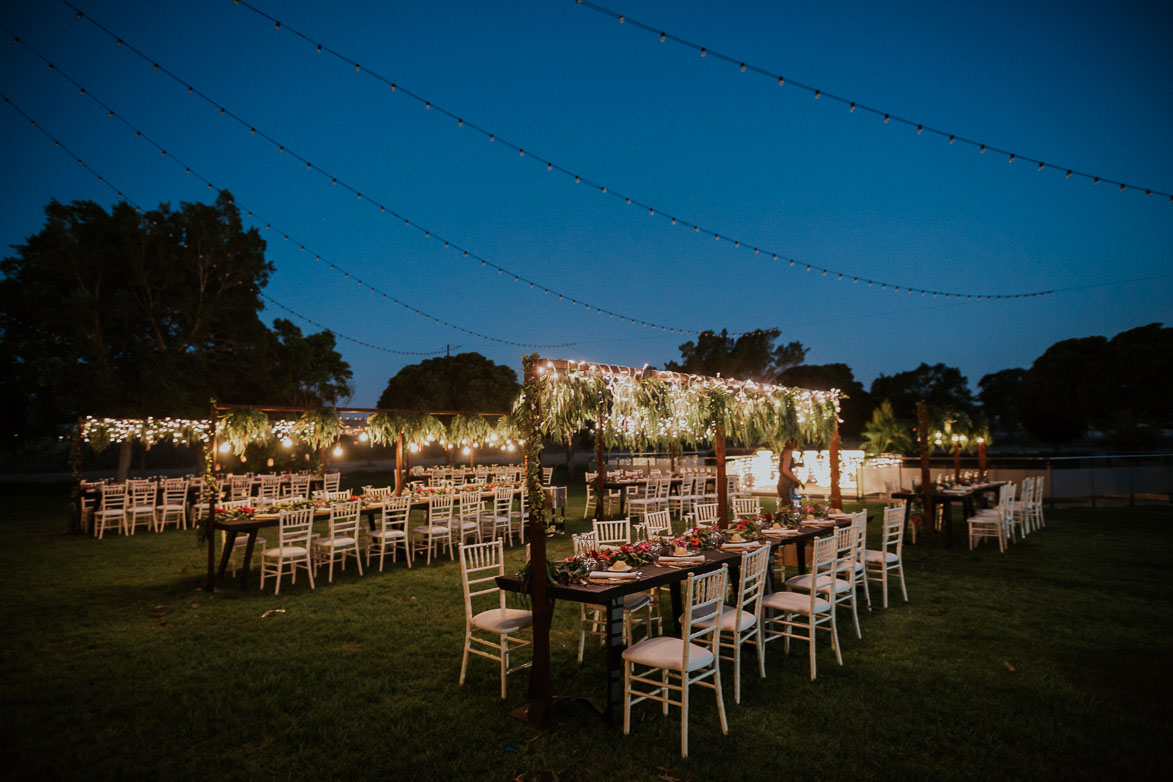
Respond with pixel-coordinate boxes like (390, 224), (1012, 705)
(40, 13), (745, 332)
(568, 0), (1172, 203)
(217, 2), (1061, 300)
(0, 84), (576, 351)
(81, 416), (213, 446)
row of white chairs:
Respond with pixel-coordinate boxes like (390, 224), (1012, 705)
(458, 506), (910, 757)
(967, 476), (1046, 552)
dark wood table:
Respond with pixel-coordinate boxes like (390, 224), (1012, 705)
(494, 518), (849, 725)
(891, 482), (1006, 546)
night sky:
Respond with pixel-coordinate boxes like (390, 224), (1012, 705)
(2, 0), (1170, 406)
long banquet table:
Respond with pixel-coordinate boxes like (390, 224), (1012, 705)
(890, 482), (1006, 546)
(495, 517), (851, 724)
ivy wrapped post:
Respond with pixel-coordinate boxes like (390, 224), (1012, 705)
(202, 401), (219, 592)
(518, 354), (553, 726)
(594, 401), (607, 521)
(829, 417), (842, 509)
(917, 400), (932, 541)
(715, 425), (728, 528)
(978, 437), (987, 479)
(953, 439), (962, 482)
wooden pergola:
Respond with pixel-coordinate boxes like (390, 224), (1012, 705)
(514, 355), (843, 726)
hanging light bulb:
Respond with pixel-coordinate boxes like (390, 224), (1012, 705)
(408, 442), (420, 453)
(332, 445), (343, 457)
(282, 437), (293, 448)
(462, 446), (471, 455)
(218, 442), (231, 454)
(358, 431), (369, 442)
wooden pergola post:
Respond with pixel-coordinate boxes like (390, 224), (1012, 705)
(203, 402), (218, 592)
(715, 425), (728, 528)
(917, 401), (932, 532)
(594, 401), (607, 521)
(953, 440), (962, 482)
(519, 355), (552, 726)
(978, 438), (987, 479)
(395, 432), (405, 495)
(829, 417), (842, 509)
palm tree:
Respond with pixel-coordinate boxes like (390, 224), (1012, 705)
(861, 400), (912, 455)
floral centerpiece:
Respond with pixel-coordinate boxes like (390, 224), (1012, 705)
(214, 505), (255, 523)
(799, 502), (829, 519)
(554, 540), (663, 584)
(670, 526), (726, 551)
(727, 516), (767, 542)
(275, 498), (320, 512)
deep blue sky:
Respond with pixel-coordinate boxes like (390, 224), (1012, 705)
(2, 0), (1170, 406)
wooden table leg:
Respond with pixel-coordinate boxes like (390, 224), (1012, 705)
(902, 500), (913, 544)
(238, 531), (258, 589)
(603, 596), (625, 726)
(669, 581), (684, 633)
(217, 530), (237, 582)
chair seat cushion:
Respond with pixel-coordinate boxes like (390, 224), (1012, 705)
(370, 528), (406, 540)
(835, 559), (865, 575)
(785, 573), (853, 595)
(472, 607), (533, 633)
(413, 525), (451, 535)
(451, 521), (479, 531)
(863, 550), (899, 564)
(264, 545), (308, 558)
(622, 636), (714, 671)
(762, 590), (832, 615)
(689, 607), (755, 632)
(314, 536), (356, 548)
(624, 592), (652, 612)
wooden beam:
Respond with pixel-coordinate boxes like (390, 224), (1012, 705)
(522, 356), (552, 726)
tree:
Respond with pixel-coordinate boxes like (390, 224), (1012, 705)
(860, 400), (912, 455)
(0, 193), (351, 452)
(266, 319), (354, 407)
(977, 368), (1026, 434)
(776, 363), (871, 439)
(664, 329), (807, 382)
(376, 352), (519, 412)
(870, 363), (976, 422)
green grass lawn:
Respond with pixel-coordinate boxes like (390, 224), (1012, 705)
(2, 476), (1170, 780)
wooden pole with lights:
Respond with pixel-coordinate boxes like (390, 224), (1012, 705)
(395, 432), (405, 495)
(917, 401), (932, 537)
(715, 425), (728, 528)
(977, 436), (987, 479)
(829, 417), (842, 509)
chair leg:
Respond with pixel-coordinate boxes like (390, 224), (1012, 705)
(459, 627), (471, 686)
(732, 631), (742, 704)
(898, 564), (908, 602)
(680, 676), (690, 758)
(713, 662), (728, 735)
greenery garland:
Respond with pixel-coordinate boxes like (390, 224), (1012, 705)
(365, 412), (404, 445)
(218, 409), (272, 455)
(448, 414), (493, 446)
(493, 413), (522, 442)
(294, 408), (342, 451)
(403, 413), (446, 446)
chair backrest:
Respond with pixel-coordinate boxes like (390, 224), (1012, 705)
(323, 472), (341, 492)
(808, 535), (838, 605)
(627, 481), (648, 500)
(693, 503), (718, 527)
(852, 510), (869, 561)
(493, 486), (514, 515)
(732, 497), (761, 518)
(676, 475), (695, 496)
(736, 546), (771, 619)
(278, 508), (314, 547)
(429, 494), (455, 524)
(100, 483), (129, 511)
(161, 480), (187, 504)
(681, 566), (728, 668)
(129, 481), (156, 506)
(880, 506), (905, 557)
(458, 490), (481, 517)
(377, 496), (412, 532)
(593, 518), (631, 546)
(541, 467), (554, 486)
(644, 509), (672, 538)
(1020, 476), (1034, 505)
(1034, 474), (1046, 504)
(218, 498), (254, 510)
(364, 486), (393, 499)
(654, 478), (670, 499)
(835, 525), (857, 569)
(290, 474), (311, 495)
(573, 531), (598, 555)
(459, 540), (506, 618)
(329, 499), (361, 538)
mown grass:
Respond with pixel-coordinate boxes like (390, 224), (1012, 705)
(1, 476), (1170, 781)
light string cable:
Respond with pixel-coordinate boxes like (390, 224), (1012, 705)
(571, 0), (1173, 204)
(54, 6), (728, 333)
(1, 30), (576, 350)
(225, 0), (1051, 302)
(0, 92), (457, 356)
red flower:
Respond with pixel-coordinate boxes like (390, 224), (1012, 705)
(762, 512), (773, 522)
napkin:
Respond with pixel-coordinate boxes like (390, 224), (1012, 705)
(658, 554), (705, 564)
(588, 571), (640, 580)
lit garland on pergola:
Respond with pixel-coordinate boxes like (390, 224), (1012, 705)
(81, 416), (212, 451)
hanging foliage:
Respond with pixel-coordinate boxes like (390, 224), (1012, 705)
(294, 408), (342, 451)
(402, 413), (446, 446)
(448, 414), (493, 446)
(493, 413), (522, 442)
(218, 409), (272, 455)
(81, 416), (211, 452)
(365, 412), (405, 445)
